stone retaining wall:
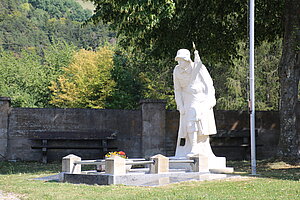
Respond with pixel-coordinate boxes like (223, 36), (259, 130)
(0, 97), (299, 161)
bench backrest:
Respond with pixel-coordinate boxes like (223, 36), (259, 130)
(28, 130), (118, 140)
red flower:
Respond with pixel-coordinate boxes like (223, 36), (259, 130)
(118, 151), (125, 155)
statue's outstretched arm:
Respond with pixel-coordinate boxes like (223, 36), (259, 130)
(193, 50), (203, 69)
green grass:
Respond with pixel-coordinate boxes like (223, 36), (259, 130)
(0, 159), (299, 200)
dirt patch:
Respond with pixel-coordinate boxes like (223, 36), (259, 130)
(0, 190), (23, 200)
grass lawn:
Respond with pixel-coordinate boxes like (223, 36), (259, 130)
(0, 159), (299, 200)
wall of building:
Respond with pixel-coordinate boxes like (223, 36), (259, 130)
(0, 98), (299, 162)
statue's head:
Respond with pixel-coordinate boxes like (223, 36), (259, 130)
(175, 49), (191, 62)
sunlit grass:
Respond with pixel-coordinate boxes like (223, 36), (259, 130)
(0, 159), (299, 200)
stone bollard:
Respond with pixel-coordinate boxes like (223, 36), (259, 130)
(105, 155), (126, 175)
(189, 155), (209, 172)
(150, 154), (169, 174)
(62, 154), (81, 174)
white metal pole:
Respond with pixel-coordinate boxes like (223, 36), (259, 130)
(249, 0), (256, 175)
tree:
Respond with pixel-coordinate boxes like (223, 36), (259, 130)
(90, 0), (299, 159)
(105, 48), (144, 109)
(0, 42), (75, 107)
(277, 0), (300, 160)
(50, 46), (115, 108)
(0, 0), (112, 52)
(28, 0), (92, 22)
(0, 48), (49, 107)
(216, 39), (281, 111)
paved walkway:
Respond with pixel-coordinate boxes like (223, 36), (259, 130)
(0, 190), (21, 200)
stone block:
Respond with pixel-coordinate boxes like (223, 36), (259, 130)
(150, 154), (169, 174)
(190, 155), (209, 172)
(209, 168), (234, 174)
(207, 156), (226, 169)
(62, 154), (81, 174)
(105, 155), (126, 175)
(189, 155), (233, 173)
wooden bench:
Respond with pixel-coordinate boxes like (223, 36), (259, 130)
(211, 129), (262, 160)
(29, 130), (118, 163)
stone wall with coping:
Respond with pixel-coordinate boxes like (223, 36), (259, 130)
(0, 98), (299, 162)
(165, 109), (281, 160)
(6, 107), (142, 161)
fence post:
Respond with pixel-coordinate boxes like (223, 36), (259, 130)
(0, 97), (11, 161)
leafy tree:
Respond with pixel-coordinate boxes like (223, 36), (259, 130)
(0, 49), (48, 107)
(50, 46), (115, 108)
(216, 39), (281, 111)
(277, 0), (299, 160)
(43, 41), (76, 76)
(90, 0), (299, 160)
(90, 1), (283, 61)
(28, 0), (92, 22)
(105, 48), (143, 109)
(89, 0), (285, 110)
(46, 18), (111, 50)
(0, 0), (112, 52)
(0, 42), (75, 107)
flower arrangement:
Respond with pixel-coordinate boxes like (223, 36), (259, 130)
(105, 151), (127, 159)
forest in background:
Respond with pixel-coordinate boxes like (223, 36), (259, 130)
(0, 0), (114, 107)
(0, 0), (288, 111)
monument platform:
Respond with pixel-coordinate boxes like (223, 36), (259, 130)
(54, 170), (238, 186)
(45, 154), (237, 186)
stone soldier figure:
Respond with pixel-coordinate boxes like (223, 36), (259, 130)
(173, 47), (217, 158)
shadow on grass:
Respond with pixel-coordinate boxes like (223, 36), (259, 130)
(0, 161), (61, 175)
(0, 161), (96, 175)
(229, 158), (300, 181)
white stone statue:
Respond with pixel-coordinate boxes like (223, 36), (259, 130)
(173, 47), (217, 158)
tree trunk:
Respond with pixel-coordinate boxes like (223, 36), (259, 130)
(277, 0), (300, 160)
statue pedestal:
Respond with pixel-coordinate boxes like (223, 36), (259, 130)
(169, 156), (233, 173)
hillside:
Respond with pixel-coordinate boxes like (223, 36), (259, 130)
(0, 0), (110, 52)
(75, 0), (95, 11)
(0, 0), (113, 108)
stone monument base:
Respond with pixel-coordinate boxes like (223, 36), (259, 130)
(62, 171), (236, 186)
(169, 156), (234, 173)
(58, 154), (234, 186)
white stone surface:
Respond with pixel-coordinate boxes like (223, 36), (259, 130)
(206, 156), (226, 169)
(189, 155), (209, 172)
(105, 155), (126, 175)
(150, 154), (169, 174)
(173, 48), (216, 158)
(62, 154), (81, 174)
(209, 168), (234, 174)
(172, 48), (233, 173)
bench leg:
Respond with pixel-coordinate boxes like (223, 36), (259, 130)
(242, 146), (248, 160)
(102, 140), (108, 153)
(42, 139), (48, 163)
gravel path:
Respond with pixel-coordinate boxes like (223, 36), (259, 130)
(0, 190), (21, 200)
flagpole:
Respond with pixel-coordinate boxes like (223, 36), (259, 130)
(249, 0), (256, 175)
